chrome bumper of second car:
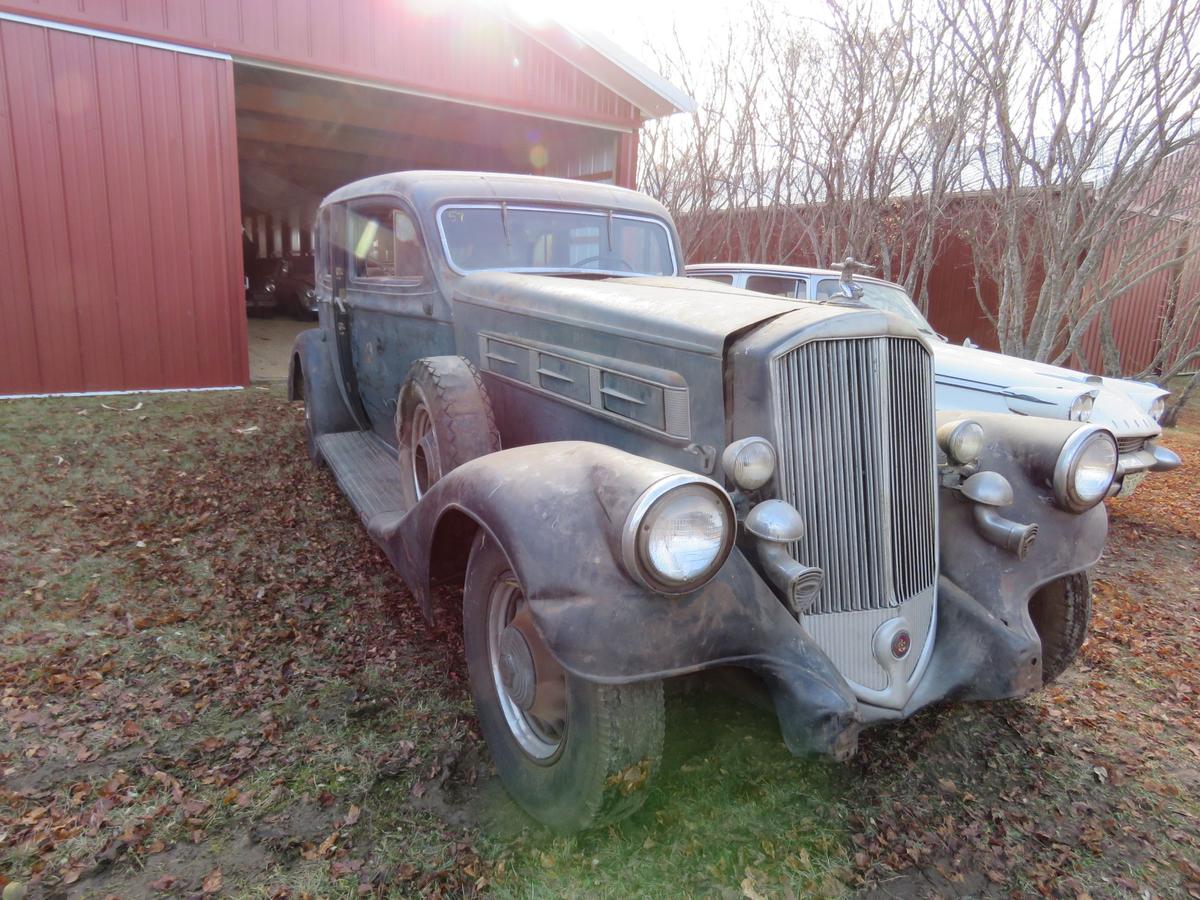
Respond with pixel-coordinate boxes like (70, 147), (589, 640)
(1110, 442), (1181, 496)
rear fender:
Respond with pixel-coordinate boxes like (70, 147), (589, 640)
(290, 328), (356, 437)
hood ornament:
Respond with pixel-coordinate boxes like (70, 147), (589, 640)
(832, 256), (873, 303)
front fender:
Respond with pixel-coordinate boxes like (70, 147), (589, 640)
(938, 412), (1108, 634)
(370, 441), (861, 756)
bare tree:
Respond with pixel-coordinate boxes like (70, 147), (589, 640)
(944, 0), (1200, 370)
(639, 0), (1200, 412)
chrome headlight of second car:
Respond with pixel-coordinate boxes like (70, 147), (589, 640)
(1069, 393), (1095, 422)
(1149, 396), (1166, 422)
(622, 474), (735, 594)
(1053, 426), (1118, 512)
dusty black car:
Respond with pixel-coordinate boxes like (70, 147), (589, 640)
(246, 255), (317, 318)
(289, 171), (1116, 832)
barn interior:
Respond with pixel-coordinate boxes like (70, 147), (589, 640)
(233, 62), (623, 376)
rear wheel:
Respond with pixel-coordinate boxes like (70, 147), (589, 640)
(1028, 571), (1093, 685)
(396, 356), (499, 508)
(463, 532), (664, 833)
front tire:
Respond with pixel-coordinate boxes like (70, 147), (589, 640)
(463, 532), (664, 833)
(1028, 571), (1093, 685)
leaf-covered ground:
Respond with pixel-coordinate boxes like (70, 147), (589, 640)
(1, 386), (1197, 899)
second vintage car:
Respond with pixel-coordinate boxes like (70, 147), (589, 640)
(291, 171), (1119, 832)
(686, 262), (1180, 494)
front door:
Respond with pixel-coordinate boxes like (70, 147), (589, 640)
(343, 200), (454, 444)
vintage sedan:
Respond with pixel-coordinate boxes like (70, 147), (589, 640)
(686, 262), (1180, 494)
(291, 172), (1118, 832)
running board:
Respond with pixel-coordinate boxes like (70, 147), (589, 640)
(316, 432), (408, 533)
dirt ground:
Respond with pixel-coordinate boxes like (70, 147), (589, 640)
(246, 317), (313, 382)
(1, 387), (1198, 899)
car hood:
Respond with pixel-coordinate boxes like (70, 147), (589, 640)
(933, 342), (1161, 438)
(453, 272), (816, 356)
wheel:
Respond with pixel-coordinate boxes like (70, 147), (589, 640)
(395, 356), (500, 507)
(463, 532), (665, 833)
(1028, 571), (1093, 685)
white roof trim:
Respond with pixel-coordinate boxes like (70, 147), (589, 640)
(0, 11), (232, 60)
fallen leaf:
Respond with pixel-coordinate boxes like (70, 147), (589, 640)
(202, 868), (222, 895)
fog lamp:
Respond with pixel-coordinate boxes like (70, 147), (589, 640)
(721, 437), (776, 491)
(936, 419), (984, 465)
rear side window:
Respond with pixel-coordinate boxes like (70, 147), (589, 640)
(746, 275), (803, 297)
(689, 273), (734, 285)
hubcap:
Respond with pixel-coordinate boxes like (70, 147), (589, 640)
(410, 402), (440, 499)
(487, 574), (566, 760)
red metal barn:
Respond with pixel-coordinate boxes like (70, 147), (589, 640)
(0, 2), (689, 396)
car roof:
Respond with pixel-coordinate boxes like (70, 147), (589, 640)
(686, 262), (899, 289)
(321, 170), (673, 221)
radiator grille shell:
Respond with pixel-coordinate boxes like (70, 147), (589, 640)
(771, 336), (939, 616)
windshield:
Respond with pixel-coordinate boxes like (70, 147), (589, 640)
(816, 278), (936, 336)
(438, 205), (677, 276)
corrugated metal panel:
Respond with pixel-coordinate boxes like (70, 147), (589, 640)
(0, 18), (245, 394)
(0, 0), (642, 128)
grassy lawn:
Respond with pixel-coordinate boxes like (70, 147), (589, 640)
(2, 385), (1198, 898)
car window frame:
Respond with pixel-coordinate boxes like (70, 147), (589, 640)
(744, 273), (806, 298)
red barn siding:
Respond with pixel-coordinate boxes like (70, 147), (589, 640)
(0, 18), (245, 394)
(0, 0), (641, 129)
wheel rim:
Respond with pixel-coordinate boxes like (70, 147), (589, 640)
(410, 402), (439, 500)
(488, 573), (566, 761)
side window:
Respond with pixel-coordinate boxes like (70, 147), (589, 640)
(688, 273), (734, 285)
(746, 275), (802, 297)
(350, 206), (426, 286)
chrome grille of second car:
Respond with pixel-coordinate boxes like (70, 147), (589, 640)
(1116, 436), (1145, 455)
(772, 337), (938, 615)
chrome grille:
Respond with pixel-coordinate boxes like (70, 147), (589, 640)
(1116, 437), (1145, 455)
(773, 337), (938, 615)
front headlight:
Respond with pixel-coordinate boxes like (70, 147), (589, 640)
(1069, 393), (1095, 422)
(1149, 396), (1166, 422)
(622, 474), (735, 594)
(1053, 427), (1118, 512)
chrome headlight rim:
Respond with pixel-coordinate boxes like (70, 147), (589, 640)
(620, 473), (735, 595)
(937, 418), (985, 465)
(1053, 425), (1118, 512)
